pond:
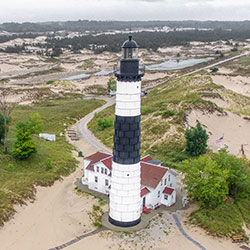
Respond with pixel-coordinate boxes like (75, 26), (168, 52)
(146, 57), (214, 71)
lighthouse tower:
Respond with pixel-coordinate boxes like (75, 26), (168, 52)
(109, 36), (144, 227)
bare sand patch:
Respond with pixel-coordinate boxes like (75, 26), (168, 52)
(212, 75), (250, 97)
(187, 110), (250, 159)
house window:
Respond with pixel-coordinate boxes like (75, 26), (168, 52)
(164, 178), (167, 185)
(105, 179), (109, 186)
(170, 183), (172, 187)
(105, 169), (107, 175)
(95, 176), (98, 183)
(101, 168), (104, 174)
(161, 179), (163, 185)
(164, 194), (168, 200)
(96, 166), (99, 172)
(158, 191), (160, 198)
(168, 175), (171, 182)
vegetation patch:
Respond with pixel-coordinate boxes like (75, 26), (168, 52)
(0, 96), (104, 226)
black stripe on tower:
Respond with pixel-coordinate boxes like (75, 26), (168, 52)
(113, 115), (141, 165)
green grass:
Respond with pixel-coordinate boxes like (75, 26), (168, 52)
(0, 96), (105, 226)
(190, 198), (250, 237)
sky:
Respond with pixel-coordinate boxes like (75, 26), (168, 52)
(0, 0), (250, 23)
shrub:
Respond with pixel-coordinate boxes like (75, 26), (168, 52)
(162, 109), (175, 119)
(97, 117), (113, 131)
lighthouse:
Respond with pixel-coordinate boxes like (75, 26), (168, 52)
(109, 36), (144, 227)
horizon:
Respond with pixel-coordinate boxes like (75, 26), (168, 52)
(1, 19), (250, 25)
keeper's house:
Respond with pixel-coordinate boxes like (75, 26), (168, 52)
(81, 152), (177, 209)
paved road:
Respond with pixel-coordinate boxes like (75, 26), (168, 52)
(76, 96), (115, 153)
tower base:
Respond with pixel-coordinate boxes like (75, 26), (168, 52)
(108, 216), (141, 228)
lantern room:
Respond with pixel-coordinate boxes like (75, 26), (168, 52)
(122, 35), (139, 60)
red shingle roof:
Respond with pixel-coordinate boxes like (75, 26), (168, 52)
(141, 155), (153, 162)
(141, 187), (150, 197)
(163, 187), (174, 195)
(101, 156), (113, 170)
(85, 152), (111, 172)
(85, 152), (111, 164)
(86, 164), (94, 171)
(85, 153), (168, 189)
(141, 162), (168, 189)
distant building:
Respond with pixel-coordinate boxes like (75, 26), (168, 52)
(81, 152), (177, 210)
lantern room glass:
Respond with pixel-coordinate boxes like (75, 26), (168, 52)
(122, 47), (138, 60)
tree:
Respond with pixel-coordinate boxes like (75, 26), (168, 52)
(16, 112), (44, 134)
(12, 113), (43, 159)
(182, 156), (229, 208)
(0, 114), (11, 144)
(211, 150), (250, 199)
(185, 122), (208, 156)
(12, 129), (37, 159)
(0, 89), (17, 153)
(107, 77), (117, 92)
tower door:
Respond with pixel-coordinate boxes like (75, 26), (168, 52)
(143, 197), (146, 207)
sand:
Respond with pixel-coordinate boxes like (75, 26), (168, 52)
(187, 110), (250, 159)
(212, 75), (250, 97)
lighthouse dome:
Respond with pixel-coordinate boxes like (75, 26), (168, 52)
(122, 35), (138, 48)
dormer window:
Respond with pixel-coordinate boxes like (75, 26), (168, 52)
(96, 166), (99, 172)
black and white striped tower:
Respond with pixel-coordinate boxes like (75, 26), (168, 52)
(109, 36), (144, 227)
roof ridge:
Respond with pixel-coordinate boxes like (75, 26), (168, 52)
(141, 161), (168, 170)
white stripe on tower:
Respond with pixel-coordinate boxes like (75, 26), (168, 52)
(115, 80), (141, 117)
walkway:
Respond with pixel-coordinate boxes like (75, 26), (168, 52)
(172, 214), (207, 250)
(48, 228), (104, 250)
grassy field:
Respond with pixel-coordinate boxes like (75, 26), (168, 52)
(88, 74), (250, 237)
(0, 95), (105, 226)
